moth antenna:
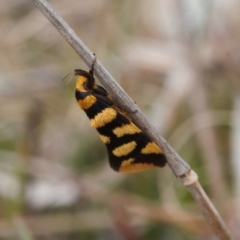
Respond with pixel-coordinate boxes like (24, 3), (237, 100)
(62, 73), (74, 88)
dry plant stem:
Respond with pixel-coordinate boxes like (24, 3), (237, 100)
(187, 182), (232, 240)
(29, 0), (234, 239)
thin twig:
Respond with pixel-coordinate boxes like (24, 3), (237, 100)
(28, 0), (234, 239)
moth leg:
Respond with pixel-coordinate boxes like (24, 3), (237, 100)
(89, 54), (97, 76)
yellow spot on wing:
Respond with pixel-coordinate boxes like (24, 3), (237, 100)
(99, 134), (110, 144)
(90, 108), (117, 128)
(119, 158), (158, 173)
(113, 122), (141, 137)
(141, 142), (162, 154)
(76, 76), (88, 92)
(78, 95), (97, 109)
(112, 141), (137, 157)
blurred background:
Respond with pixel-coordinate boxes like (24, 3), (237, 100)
(1, 0), (240, 239)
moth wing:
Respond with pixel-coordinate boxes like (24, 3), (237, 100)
(90, 84), (167, 173)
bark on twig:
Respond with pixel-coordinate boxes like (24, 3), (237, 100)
(28, 0), (234, 239)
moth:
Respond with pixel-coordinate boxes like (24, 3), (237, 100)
(75, 59), (167, 172)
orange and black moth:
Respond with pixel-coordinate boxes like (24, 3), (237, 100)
(75, 61), (167, 173)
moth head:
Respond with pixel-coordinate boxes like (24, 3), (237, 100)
(75, 69), (95, 92)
